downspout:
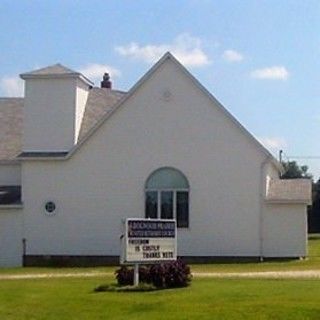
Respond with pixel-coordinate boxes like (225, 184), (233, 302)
(259, 156), (271, 261)
(21, 163), (26, 266)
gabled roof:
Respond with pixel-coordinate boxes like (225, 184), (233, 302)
(21, 63), (78, 76)
(0, 89), (125, 162)
(20, 63), (93, 86)
(78, 88), (125, 140)
(2, 52), (282, 172)
(66, 52), (283, 172)
(266, 178), (312, 204)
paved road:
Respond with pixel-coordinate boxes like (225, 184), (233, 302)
(1, 270), (320, 280)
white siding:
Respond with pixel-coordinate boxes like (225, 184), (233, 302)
(264, 162), (280, 180)
(0, 164), (21, 185)
(0, 208), (23, 266)
(23, 78), (77, 151)
(75, 80), (89, 142)
(262, 204), (307, 257)
(22, 59), (268, 257)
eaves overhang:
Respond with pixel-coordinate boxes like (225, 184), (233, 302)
(17, 151), (69, 161)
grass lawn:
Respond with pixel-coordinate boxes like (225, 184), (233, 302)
(1, 235), (320, 319)
(1, 277), (320, 319)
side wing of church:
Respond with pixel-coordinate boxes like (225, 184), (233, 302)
(0, 53), (311, 267)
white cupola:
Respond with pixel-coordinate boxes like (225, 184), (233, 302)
(20, 64), (93, 152)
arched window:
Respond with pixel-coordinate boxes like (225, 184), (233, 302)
(145, 167), (189, 228)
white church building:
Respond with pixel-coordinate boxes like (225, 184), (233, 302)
(0, 53), (311, 267)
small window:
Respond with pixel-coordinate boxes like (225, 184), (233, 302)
(161, 191), (174, 219)
(177, 191), (189, 228)
(45, 201), (56, 216)
(146, 191), (157, 219)
(145, 168), (189, 228)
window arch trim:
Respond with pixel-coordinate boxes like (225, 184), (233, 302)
(145, 167), (189, 228)
(145, 167), (189, 190)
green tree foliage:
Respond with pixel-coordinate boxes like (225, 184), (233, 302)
(281, 161), (313, 179)
(309, 179), (320, 233)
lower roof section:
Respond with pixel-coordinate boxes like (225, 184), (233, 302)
(18, 151), (69, 159)
(0, 185), (21, 205)
(266, 178), (312, 204)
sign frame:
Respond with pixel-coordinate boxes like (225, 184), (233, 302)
(120, 218), (177, 265)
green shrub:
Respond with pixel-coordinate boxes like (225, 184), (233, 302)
(115, 265), (150, 286)
(152, 259), (192, 288)
(115, 266), (133, 286)
(115, 259), (192, 288)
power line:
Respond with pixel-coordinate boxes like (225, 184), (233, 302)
(279, 150), (320, 161)
(279, 150), (290, 162)
(286, 156), (320, 159)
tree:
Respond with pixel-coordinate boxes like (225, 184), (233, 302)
(281, 161), (313, 179)
(309, 179), (320, 233)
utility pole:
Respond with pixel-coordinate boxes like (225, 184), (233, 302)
(279, 150), (283, 179)
(279, 150), (283, 163)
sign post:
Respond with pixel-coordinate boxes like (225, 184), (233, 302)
(134, 263), (139, 286)
(120, 218), (177, 285)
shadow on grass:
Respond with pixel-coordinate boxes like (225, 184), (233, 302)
(93, 283), (189, 293)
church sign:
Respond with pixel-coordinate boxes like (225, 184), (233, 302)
(121, 218), (177, 264)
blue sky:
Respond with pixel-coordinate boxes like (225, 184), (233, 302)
(1, 0), (319, 179)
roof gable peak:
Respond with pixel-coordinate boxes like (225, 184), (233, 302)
(20, 63), (93, 85)
(19, 52), (281, 172)
(21, 63), (77, 76)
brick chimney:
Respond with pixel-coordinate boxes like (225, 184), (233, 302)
(101, 73), (112, 89)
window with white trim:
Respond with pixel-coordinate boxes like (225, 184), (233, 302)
(145, 167), (189, 228)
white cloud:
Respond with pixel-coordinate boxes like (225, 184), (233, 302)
(115, 33), (210, 67)
(251, 66), (289, 80)
(258, 137), (287, 151)
(0, 76), (24, 97)
(223, 49), (243, 62)
(79, 64), (121, 84)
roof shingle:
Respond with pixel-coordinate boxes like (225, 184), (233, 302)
(266, 178), (312, 204)
(0, 98), (23, 161)
(20, 63), (78, 77)
(78, 88), (125, 140)
(0, 88), (126, 161)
